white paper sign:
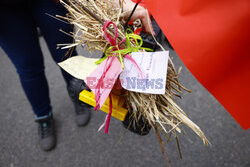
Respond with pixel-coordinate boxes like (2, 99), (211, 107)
(119, 51), (169, 94)
(58, 56), (99, 80)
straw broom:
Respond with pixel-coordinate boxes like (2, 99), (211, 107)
(58, 0), (210, 156)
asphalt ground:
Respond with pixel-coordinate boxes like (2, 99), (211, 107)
(0, 36), (249, 167)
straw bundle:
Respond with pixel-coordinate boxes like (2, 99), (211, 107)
(58, 0), (130, 51)
(58, 0), (210, 157)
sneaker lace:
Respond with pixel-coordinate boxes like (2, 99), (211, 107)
(39, 121), (52, 138)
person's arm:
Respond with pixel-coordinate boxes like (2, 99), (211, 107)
(114, 0), (154, 35)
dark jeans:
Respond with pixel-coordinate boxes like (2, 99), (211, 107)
(0, 0), (75, 117)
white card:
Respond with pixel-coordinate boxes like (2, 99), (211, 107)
(119, 51), (169, 94)
(58, 56), (99, 80)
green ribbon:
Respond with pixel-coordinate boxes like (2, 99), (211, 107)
(95, 29), (153, 68)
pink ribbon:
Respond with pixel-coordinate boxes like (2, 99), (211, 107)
(98, 94), (112, 133)
(96, 21), (145, 133)
(95, 21), (120, 133)
(124, 54), (144, 79)
(102, 21), (126, 47)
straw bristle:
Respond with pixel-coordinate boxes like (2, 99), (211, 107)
(126, 59), (210, 146)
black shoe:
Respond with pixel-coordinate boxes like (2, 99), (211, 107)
(67, 78), (91, 126)
(35, 113), (56, 151)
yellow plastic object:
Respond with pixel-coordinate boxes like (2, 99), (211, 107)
(79, 90), (128, 121)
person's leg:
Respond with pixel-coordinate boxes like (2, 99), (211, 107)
(0, 6), (51, 117)
(31, 0), (75, 86)
(0, 5), (56, 151)
(32, 0), (91, 126)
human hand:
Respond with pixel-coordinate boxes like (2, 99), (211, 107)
(119, 0), (155, 35)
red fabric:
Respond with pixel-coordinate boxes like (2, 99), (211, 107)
(144, 0), (250, 129)
(132, 0), (145, 7)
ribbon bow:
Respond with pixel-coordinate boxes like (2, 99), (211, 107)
(95, 21), (153, 68)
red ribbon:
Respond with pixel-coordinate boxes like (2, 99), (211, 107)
(96, 21), (145, 133)
(104, 94), (112, 133)
(102, 21), (126, 47)
(95, 21), (122, 133)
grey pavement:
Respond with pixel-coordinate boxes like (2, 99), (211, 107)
(0, 37), (249, 167)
